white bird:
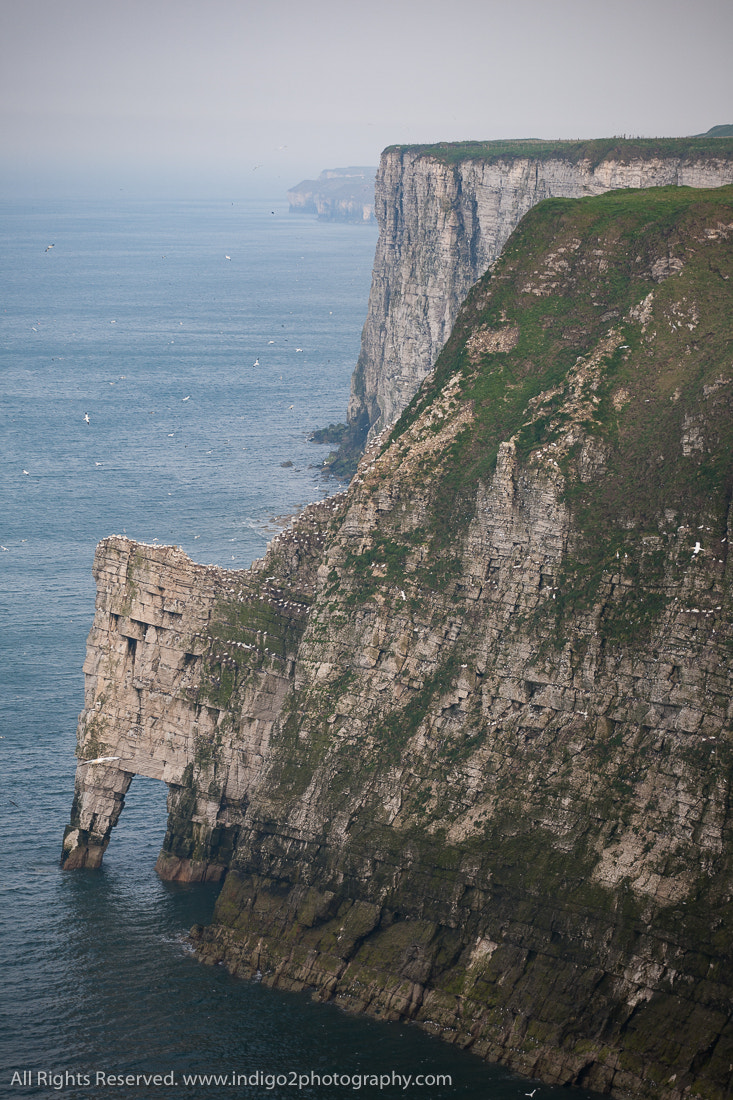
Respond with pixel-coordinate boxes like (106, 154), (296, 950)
(78, 755), (120, 767)
(253, 358), (260, 366)
(693, 541), (702, 555)
(225, 255), (231, 260)
(45, 244), (54, 252)
(182, 395), (190, 401)
(84, 413), (90, 424)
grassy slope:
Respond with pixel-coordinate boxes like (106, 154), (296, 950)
(388, 184), (733, 624)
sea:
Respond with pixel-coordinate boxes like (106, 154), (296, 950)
(0, 195), (603, 1100)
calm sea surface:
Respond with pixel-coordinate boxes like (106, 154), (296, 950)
(0, 197), (602, 1099)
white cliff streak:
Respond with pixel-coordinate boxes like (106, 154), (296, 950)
(348, 145), (733, 436)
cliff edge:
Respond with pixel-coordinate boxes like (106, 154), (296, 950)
(63, 183), (733, 1099)
(334, 137), (733, 473)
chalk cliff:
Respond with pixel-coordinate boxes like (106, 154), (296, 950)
(287, 167), (376, 223)
(343, 137), (733, 454)
(63, 181), (733, 1099)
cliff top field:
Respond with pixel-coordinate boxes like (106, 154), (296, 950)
(392, 135), (733, 168)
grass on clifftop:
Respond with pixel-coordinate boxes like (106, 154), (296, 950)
(388, 135), (733, 168)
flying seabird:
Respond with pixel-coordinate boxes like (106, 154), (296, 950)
(84, 413), (90, 423)
(78, 755), (120, 767)
(45, 244), (54, 252)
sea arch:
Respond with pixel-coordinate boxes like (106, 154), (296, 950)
(60, 535), (300, 880)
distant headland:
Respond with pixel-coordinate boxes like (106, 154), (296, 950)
(286, 166), (376, 223)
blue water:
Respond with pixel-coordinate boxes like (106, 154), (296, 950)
(0, 197), (603, 1099)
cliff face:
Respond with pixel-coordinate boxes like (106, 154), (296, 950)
(345, 138), (733, 446)
(63, 183), (733, 1099)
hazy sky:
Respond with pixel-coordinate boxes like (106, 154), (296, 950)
(1, 0), (731, 198)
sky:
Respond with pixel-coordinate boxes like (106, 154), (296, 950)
(1, 0), (731, 200)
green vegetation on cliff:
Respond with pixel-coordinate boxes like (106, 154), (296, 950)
(393, 135), (733, 167)
(389, 184), (733, 633)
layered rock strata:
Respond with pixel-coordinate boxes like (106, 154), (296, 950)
(345, 137), (733, 448)
(61, 499), (338, 878)
(63, 184), (733, 1099)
